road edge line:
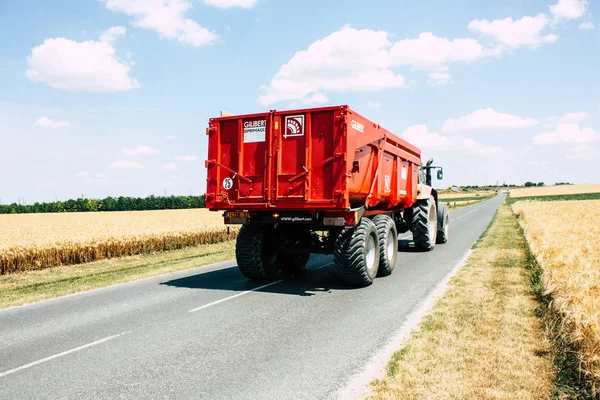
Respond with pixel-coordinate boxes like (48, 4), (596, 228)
(333, 248), (473, 400)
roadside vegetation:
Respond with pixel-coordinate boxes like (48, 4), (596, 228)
(368, 202), (554, 399)
(513, 200), (600, 398)
(507, 192), (600, 203)
(0, 209), (237, 274)
(0, 240), (236, 309)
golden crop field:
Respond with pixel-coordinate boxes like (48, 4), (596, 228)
(0, 209), (237, 275)
(512, 200), (600, 391)
(510, 183), (600, 198)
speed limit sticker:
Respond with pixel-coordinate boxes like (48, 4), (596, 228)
(222, 177), (233, 190)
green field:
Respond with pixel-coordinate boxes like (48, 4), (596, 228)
(507, 192), (600, 203)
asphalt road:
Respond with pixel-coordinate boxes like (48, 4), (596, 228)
(0, 195), (504, 400)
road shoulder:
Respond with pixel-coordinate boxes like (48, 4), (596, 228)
(366, 201), (554, 399)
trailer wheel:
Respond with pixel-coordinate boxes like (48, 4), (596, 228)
(235, 225), (282, 280)
(436, 202), (449, 244)
(334, 217), (380, 287)
(372, 214), (398, 277)
(411, 196), (438, 251)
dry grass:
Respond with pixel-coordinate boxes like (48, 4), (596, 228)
(0, 209), (237, 274)
(0, 241), (236, 309)
(439, 191), (496, 199)
(368, 203), (554, 400)
(510, 184), (600, 198)
(513, 200), (600, 396)
(447, 199), (487, 209)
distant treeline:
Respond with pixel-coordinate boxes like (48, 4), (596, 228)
(0, 195), (206, 214)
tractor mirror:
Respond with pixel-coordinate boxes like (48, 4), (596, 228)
(437, 169), (444, 180)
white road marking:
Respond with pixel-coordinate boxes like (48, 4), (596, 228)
(0, 331), (130, 378)
(451, 206), (482, 222)
(188, 280), (283, 313)
(334, 249), (474, 400)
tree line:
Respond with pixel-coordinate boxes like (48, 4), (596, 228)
(0, 195), (206, 214)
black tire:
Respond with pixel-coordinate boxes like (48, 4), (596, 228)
(436, 202), (449, 244)
(411, 196), (438, 251)
(235, 225), (282, 280)
(372, 214), (398, 277)
(334, 217), (380, 287)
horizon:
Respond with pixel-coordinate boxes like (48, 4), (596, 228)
(1, 0), (598, 204)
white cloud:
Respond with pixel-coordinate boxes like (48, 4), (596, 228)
(73, 170), (90, 177)
(528, 160), (550, 166)
(161, 163), (178, 171)
(174, 155), (197, 161)
(578, 22), (594, 30)
(164, 135), (176, 139)
(557, 111), (589, 123)
(403, 125), (456, 151)
(564, 144), (599, 159)
(468, 14), (558, 49)
(100, 26), (127, 43)
(390, 32), (484, 69)
(533, 123), (598, 145)
(103, 0), (218, 47)
(204, 0), (257, 9)
(35, 117), (72, 128)
(550, 0), (588, 21)
(301, 92), (329, 105)
(367, 102), (382, 109)
(427, 69), (452, 86)
(258, 26), (406, 105)
(121, 145), (159, 155)
(95, 173), (108, 179)
(443, 108), (538, 133)
(403, 124), (501, 156)
(26, 38), (139, 92)
(110, 160), (143, 169)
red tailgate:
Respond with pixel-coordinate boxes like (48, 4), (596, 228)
(271, 107), (346, 208)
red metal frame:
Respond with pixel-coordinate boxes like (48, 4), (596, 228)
(205, 105), (422, 213)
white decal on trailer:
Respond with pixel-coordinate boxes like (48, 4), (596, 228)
(243, 119), (266, 143)
(222, 177), (233, 190)
(284, 115), (305, 138)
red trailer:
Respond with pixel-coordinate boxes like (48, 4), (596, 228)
(205, 105), (449, 287)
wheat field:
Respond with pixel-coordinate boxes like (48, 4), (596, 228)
(0, 209), (237, 275)
(512, 200), (600, 394)
(510, 184), (600, 198)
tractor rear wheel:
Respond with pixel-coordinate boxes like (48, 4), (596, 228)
(436, 202), (449, 244)
(334, 217), (380, 287)
(411, 196), (438, 251)
(372, 214), (398, 277)
(235, 224), (282, 280)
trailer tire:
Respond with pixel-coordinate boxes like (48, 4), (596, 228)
(436, 202), (449, 244)
(411, 196), (438, 251)
(334, 217), (380, 287)
(372, 214), (397, 277)
(235, 225), (282, 281)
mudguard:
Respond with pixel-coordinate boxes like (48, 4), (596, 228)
(416, 184), (433, 201)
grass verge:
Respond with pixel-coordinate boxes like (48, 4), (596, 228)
(440, 195), (494, 203)
(0, 241), (236, 309)
(367, 202), (554, 399)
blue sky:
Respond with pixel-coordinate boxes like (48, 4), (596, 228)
(0, 0), (598, 204)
